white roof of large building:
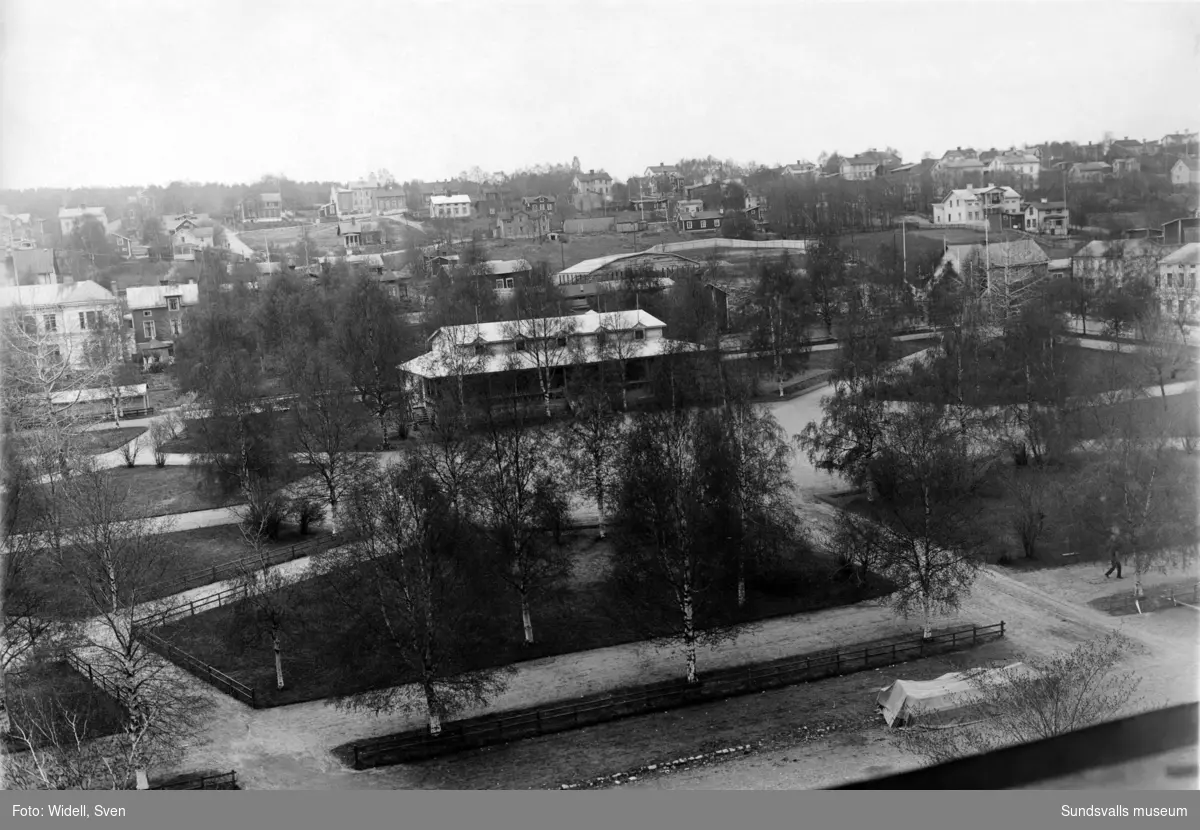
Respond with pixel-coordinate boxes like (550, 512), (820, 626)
(1160, 243), (1200, 265)
(482, 259), (532, 275)
(0, 280), (116, 309)
(57, 206), (108, 221)
(125, 283), (200, 310)
(432, 308), (663, 347)
(49, 384), (147, 406)
(1073, 239), (1170, 258)
(556, 251), (702, 278)
(430, 195), (472, 206)
(402, 309), (698, 380)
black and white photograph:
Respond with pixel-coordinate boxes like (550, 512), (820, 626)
(0, 0), (1197, 816)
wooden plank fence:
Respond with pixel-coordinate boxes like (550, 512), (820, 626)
(344, 621), (1006, 770)
(64, 651), (124, 703)
(150, 771), (239, 790)
(136, 628), (257, 707)
(152, 532), (345, 598)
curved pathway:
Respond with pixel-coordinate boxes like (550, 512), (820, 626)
(32, 356), (1200, 788)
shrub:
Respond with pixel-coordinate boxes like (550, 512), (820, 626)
(291, 498), (325, 535)
(245, 496), (289, 541)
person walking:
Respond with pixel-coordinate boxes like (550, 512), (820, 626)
(1105, 525), (1123, 579)
(1105, 553), (1123, 579)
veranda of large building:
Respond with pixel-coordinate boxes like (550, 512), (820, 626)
(399, 308), (702, 412)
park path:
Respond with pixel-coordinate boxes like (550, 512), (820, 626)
(43, 352), (1200, 787)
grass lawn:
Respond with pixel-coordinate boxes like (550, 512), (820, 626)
(153, 531), (895, 708)
(91, 465), (242, 520)
(826, 444), (1200, 572)
(17, 464), (319, 533)
(75, 426), (147, 455)
(3, 660), (127, 751)
(484, 228), (694, 272)
(15, 523), (334, 619)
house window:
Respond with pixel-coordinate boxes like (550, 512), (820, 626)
(556, 336), (567, 348)
(143, 310), (153, 317)
(505, 278), (514, 289)
(515, 339), (526, 351)
(686, 221), (693, 230)
(634, 329), (645, 341)
(143, 320), (156, 339)
(43, 314), (56, 332)
(475, 344), (487, 355)
(22, 316), (36, 335)
(171, 318), (181, 336)
(495, 278), (505, 290)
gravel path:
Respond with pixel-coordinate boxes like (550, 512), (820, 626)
(45, 378), (1199, 789)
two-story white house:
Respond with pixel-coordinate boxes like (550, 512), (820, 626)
(1023, 199), (1070, 236)
(781, 160), (819, 179)
(840, 149), (900, 181)
(58, 206), (109, 239)
(643, 163), (682, 196)
(986, 151), (1040, 184)
(398, 308), (700, 414)
(932, 184), (1020, 226)
(0, 280), (124, 368)
(573, 170), (613, 199)
(429, 195), (473, 219)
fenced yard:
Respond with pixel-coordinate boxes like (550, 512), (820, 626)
(340, 621), (1006, 769)
(142, 530), (896, 708)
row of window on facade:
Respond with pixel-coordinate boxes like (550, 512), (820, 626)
(467, 329), (646, 356)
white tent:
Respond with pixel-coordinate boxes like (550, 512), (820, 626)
(876, 663), (1036, 727)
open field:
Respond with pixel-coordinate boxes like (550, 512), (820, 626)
(154, 529), (894, 708)
(235, 221), (422, 256)
(483, 228), (695, 271)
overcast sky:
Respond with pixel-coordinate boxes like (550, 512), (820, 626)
(2, 0), (1199, 189)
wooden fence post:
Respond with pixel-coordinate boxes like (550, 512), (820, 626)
(1001, 620), (1005, 637)
(891, 643), (897, 662)
(973, 624), (977, 646)
(353, 745), (360, 770)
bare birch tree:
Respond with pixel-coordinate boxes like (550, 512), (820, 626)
(54, 466), (211, 785)
(896, 633), (1143, 765)
(315, 456), (512, 735)
(473, 396), (572, 645)
(560, 383), (624, 539)
(610, 408), (739, 683)
(835, 404), (990, 637)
